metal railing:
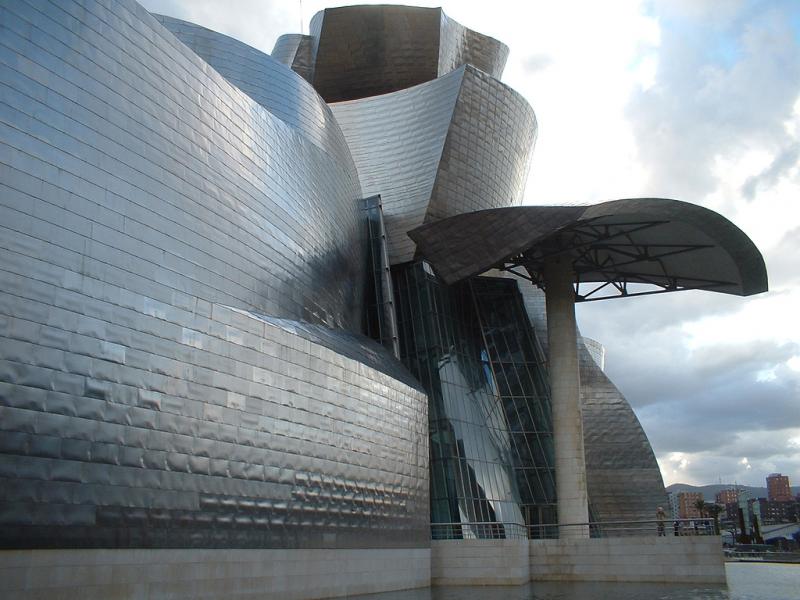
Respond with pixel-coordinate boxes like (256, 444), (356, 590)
(431, 522), (529, 540)
(531, 518), (717, 539)
(724, 547), (800, 563)
(432, 518), (718, 540)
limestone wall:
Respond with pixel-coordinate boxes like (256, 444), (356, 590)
(0, 548), (431, 599)
(431, 539), (529, 586)
(530, 536), (726, 583)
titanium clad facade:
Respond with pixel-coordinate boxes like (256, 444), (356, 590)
(425, 67), (537, 223)
(310, 6), (440, 102)
(307, 6), (508, 103)
(581, 337), (606, 372)
(578, 342), (670, 523)
(332, 66), (537, 265)
(438, 11), (509, 84)
(271, 34), (315, 83)
(0, 0), (428, 549)
(331, 69), (463, 264)
(154, 15), (355, 170)
(0, 0), (363, 329)
(0, 302), (428, 548)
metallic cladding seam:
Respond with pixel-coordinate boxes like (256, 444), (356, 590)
(330, 68), (464, 265)
(271, 34), (315, 84)
(153, 14), (353, 170)
(438, 10), (509, 80)
(311, 5), (442, 103)
(0, 0), (429, 549)
(331, 66), (538, 265)
(270, 34), (303, 66)
(307, 5), (509, 102)
(1, 0), (364, 330)
(425, 66), (537, 223)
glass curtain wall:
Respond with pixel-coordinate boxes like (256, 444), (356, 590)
(392, 262), (557, 537)
(362, 196), (400, 357)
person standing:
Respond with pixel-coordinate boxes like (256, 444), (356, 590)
(656, 506), (667, 537)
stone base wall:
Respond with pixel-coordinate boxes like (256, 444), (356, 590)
(530, 536), (726, 583)
(0, 548), (431, 600)
(0, 537), (727, 598)
(431, 539), (529, 585)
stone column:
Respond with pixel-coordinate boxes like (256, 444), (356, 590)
(544, 256), (589, 538)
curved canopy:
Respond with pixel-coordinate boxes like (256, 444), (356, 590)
(408, 199), (768, 301)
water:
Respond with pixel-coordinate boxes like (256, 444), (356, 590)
(724, 563), (799, 600)
(351, 563), (799, 600)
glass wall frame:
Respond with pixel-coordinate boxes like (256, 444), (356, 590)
(392, 262), (557, 535)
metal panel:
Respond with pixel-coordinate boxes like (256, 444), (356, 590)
(438, 11), (508, 82)
(152, 14), (355, 181)
(331, 66), (537, 265)
(409, 201), (767, 296)
(271, 34), (315, 83)
(308, 5), (508, 102)
(331, 69), (462, 264)
(0, 0), (428, 550)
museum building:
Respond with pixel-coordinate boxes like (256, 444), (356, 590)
(0, 1), (766, 597)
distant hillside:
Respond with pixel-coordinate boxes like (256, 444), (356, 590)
(665, 483), (799, 501)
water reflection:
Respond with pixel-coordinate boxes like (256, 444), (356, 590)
(351, 583), (727, 600)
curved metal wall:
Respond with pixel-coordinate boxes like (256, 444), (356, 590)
(425, 66), (537, 223)
(331, 69), (463, 265)
(310, 5), (440, 103)
(308, 5), (508, 102)
(331, 66), (537, 265)
(271, 34), (315, 83)
(578, 342), (670, 523)
(153, 15), (352, 169)
(0, 0), (429, 549)
(581, 337), (606, 372)
(438, 11), (508, 81)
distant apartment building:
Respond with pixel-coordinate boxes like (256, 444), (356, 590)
(678, 492), (704, 519)
(753, 498), (798, 524)
(723, 502), (740, 523)
(716, 488), (740, 524)
(767, 473), (792, 502)
(667, 491), (680, 520)
(715, 488), (739, 505)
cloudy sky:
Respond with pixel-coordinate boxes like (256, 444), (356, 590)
(138, 0), (800, 489)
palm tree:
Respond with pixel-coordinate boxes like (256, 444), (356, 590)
(706, 504), (722, 535)
(694, 498), (707, 519)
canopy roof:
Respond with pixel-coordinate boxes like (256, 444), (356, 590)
(408, 199), (768, 301)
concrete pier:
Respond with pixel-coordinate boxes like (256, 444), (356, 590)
(544, 256), (590, 537)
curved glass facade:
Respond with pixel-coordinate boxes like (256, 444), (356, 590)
(393, 264), (557, 533)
